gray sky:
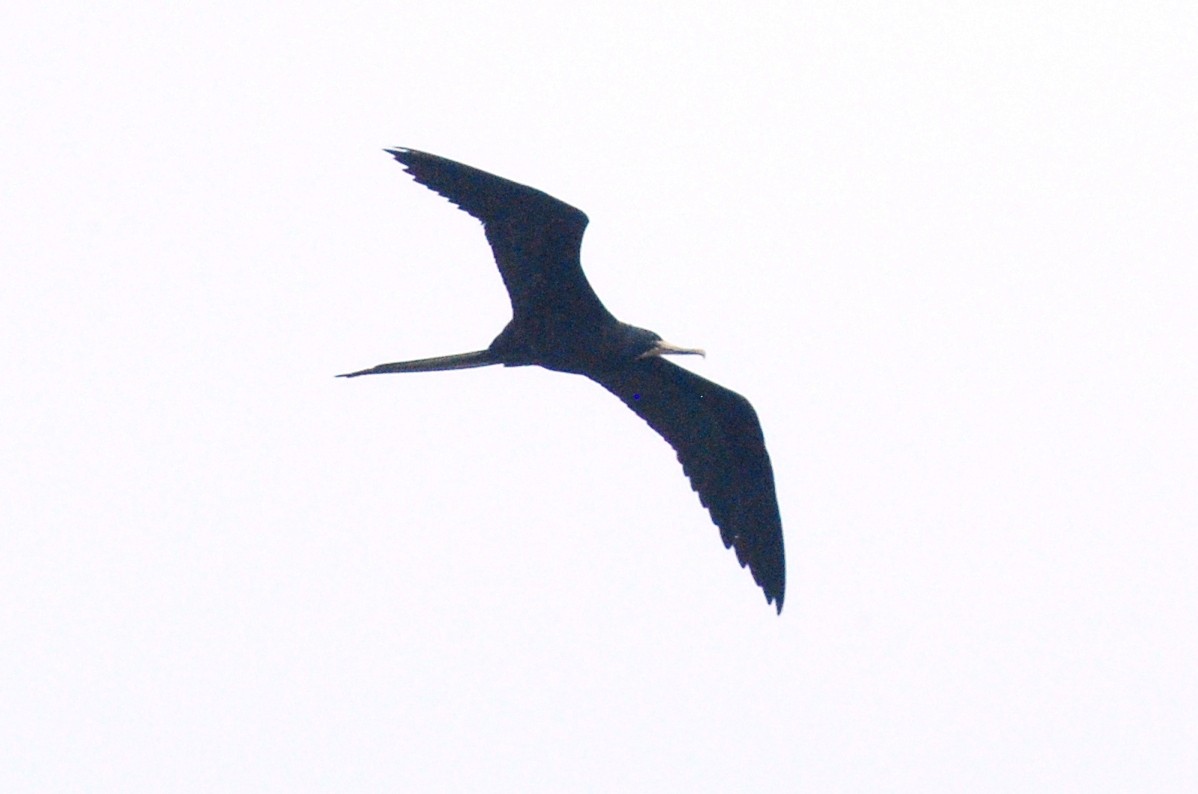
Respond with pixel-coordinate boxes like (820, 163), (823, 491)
(3, 2), (1195, 790)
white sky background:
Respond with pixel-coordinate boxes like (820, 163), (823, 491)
(2, 1), (1195, 790)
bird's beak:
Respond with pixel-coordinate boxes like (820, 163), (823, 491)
(640, 340), (706, 359)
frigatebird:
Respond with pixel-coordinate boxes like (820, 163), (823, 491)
(341, 148), (786, 612)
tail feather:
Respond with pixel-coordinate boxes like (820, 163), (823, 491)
(338, 350), (499, 377)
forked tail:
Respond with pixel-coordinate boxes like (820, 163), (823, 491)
(338, 350), (499, 378)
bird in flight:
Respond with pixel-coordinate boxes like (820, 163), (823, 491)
(341, 148), (786, 612)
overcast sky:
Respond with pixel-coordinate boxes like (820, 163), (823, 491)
(3, 2), (1195, 791)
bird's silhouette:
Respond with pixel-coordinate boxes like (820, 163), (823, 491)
(342, 148), (786, 611)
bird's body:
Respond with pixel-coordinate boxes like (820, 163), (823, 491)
(342, 148), (786, 612)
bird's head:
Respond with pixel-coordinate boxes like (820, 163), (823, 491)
(638, 339), (707, 360)
(627, 327), (705, 361)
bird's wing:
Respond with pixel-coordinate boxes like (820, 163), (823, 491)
(386, 148), (614, 325)
(588, 357), (786, 612)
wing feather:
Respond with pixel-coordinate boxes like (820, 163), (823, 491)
(385, 148), (612, 325)
(588, 358), (786, 611)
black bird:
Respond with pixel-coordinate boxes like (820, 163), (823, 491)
(341, 148), (786, 612)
